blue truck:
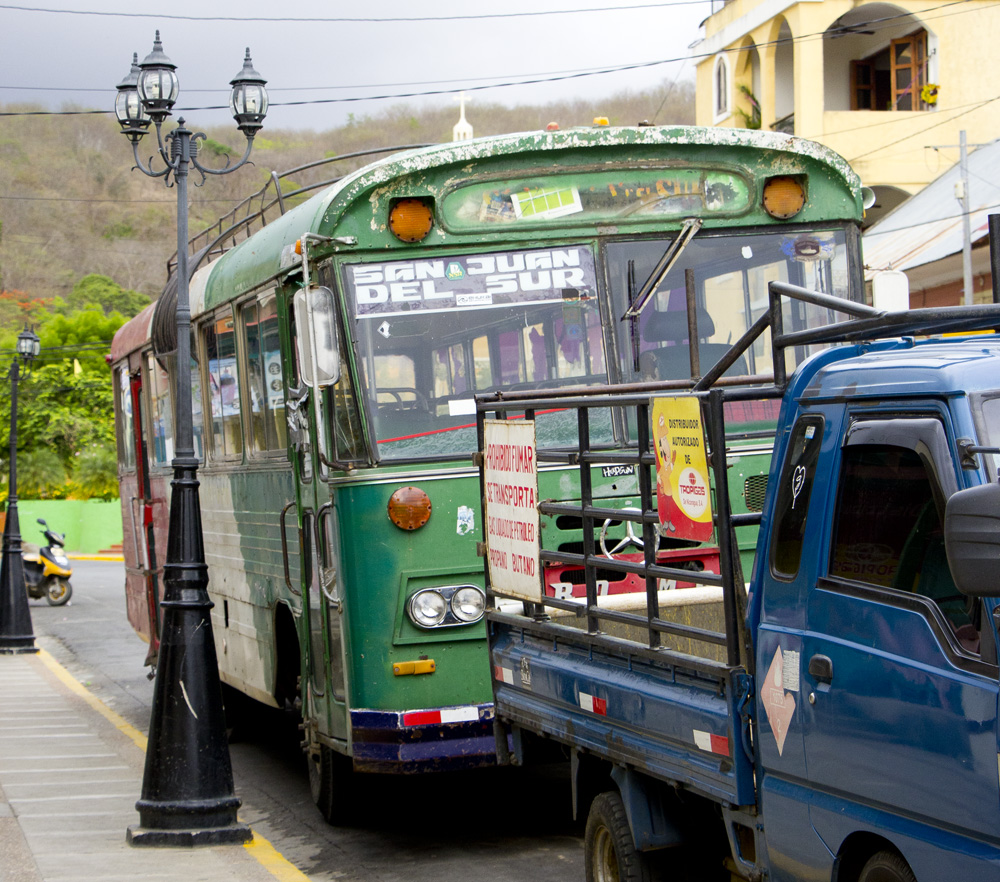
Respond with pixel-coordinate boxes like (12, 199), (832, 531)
(477, 279), (1000, 882)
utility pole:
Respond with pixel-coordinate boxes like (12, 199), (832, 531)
(929, 132), (985, 306)
(959, 130), (974, 305)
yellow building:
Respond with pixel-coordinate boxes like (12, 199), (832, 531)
(693, 0), (1000, 222)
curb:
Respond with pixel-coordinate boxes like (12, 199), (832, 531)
(67, 554), (125, 561)
(32, 649), (312, 881)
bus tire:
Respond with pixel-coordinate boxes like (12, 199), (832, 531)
(858, 850), (917, 882)
(220, 682), (251, 742)
(308, 743), (356, 826)
(584, 791), (663, 882)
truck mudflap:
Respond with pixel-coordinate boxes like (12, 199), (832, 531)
(491, 628), (755, 807)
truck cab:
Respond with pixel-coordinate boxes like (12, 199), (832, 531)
(478, 283), (1000, 882)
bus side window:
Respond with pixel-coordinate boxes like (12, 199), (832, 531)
(117, 365), (136, 471)
(472, 335), (493, 389)
(146, 353), (174, 465)
(203, 307), (243, 459)
(242, 296), (287, 455)
(433, 342), (469, 408)
(315, 264), (366, 465)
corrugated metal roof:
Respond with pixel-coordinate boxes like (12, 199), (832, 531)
(862, 137), (1000, 277)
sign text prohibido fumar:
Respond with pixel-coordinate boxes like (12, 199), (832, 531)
(651, 396), (713, 542)
(483, 419), (541, 602)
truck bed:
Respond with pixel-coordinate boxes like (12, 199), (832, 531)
(490, 603), (754, 807)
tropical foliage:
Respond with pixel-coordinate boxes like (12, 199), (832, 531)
(0, 304), (136, 500)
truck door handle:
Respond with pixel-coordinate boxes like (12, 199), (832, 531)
(808, 654), (834, 683)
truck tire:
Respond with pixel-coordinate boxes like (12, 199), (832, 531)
(585, 791), (663, 882)
(859, 850), (917, 882)
(308, 743), (356, 826)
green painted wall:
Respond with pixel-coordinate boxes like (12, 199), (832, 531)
(5, 500), (123, 554)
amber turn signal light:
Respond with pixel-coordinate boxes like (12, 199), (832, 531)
(388, 198), (434, 243)
(762, 176), (806, 220)
(388, 486), (432, 530)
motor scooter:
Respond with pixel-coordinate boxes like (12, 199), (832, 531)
(23, 518), (73, 606)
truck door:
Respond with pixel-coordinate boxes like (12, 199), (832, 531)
(801, 414), (1000, 876)
(754, 408), (838, 879)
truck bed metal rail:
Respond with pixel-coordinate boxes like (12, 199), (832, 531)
(478, 281), (1000, 683)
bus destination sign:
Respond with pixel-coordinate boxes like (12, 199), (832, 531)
(346, 246), (597, 318)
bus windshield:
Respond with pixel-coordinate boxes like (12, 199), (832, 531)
(346, 245), (608, 459)
(608, 226), (855, 384)
(348, 228), (855, 459)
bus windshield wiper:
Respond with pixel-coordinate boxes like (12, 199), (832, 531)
(621, 217), (702, 320)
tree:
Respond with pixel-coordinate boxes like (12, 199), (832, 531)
(71, 444), (119, 501)
(0, 309), (122, 499)
(66, 274), (151, 318)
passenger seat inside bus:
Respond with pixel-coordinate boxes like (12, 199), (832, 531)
(639, 308), (748, 382)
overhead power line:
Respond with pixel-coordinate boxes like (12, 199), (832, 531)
(0, 0), (984, 119)
(0, 1), (712, 21)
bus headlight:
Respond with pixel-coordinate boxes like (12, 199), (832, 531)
(451, 586), (485, 623)
(407, 585), (486, 629)
(409, 589), (448, 627)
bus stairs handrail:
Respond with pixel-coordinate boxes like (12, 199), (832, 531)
(279, 500), (300, 596)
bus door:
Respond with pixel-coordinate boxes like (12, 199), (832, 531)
(289, 284), (348, 748)
(124, 358), (161, 665)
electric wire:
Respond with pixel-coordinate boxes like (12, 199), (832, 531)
(0, 0), (984, 119)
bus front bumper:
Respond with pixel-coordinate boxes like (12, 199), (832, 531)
(350, 703), (496, 773)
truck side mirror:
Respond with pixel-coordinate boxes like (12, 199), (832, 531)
(944, 483), (1000, 597)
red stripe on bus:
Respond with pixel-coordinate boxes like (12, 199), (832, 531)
(379, 408), (566, 444)
(403, 710), (441, 726)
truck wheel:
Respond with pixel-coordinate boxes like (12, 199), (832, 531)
(585, 791), (662, 882)
(308, 743), (356, 826)
(859, 850), (917, 882)
(45, 578), (72, 606)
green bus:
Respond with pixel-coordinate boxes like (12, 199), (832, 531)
(111, 124), (869, 823)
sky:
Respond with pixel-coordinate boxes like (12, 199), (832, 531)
(0, 0), (711, 132)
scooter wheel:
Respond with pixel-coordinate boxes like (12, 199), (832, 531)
(46, 578), (72, 606)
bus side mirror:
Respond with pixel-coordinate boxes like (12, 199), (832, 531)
(293, 286), (340, 388)
(944, 483), (1000, 597)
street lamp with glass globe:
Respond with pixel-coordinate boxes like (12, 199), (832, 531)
(116, 32), (266, 848)
(0, 326), (41, 655)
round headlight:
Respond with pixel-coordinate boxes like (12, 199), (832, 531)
(451, 586), (485, 623)
(409, 590), (447, 627)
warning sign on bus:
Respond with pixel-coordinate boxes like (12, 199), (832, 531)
(651, 396), (713, 542)
(483, 419), (542, 602)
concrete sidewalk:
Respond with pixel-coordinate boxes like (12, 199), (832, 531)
(0, 648), (309, 882)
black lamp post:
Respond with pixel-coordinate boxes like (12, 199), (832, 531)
(116, 32), (266, 847)
(0, 326), (41, 655)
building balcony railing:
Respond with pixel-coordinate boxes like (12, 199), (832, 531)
(770, 113), (794, 135)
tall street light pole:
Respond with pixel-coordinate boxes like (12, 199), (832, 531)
(0, 326), (41, 654)
(115, 32), (267, 847)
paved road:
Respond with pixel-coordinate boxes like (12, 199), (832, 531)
(28, 560), (584, 882)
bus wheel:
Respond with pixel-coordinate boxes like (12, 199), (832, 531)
(308, 743), (356, 826)
(220, 683), (251, 742)
(585, 791), (663, 882)
(858, 851), (917, 882)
